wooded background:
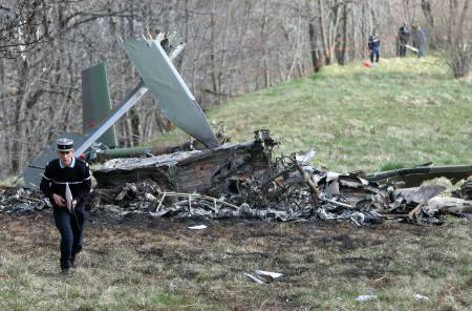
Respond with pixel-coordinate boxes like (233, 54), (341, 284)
(0, 0), (471, 178)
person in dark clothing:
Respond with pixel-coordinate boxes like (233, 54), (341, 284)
(40, 138), (92, 274)
(412, 25), (426, 58)
(368, 34), (380, 63)
(398, 23), (410, 57)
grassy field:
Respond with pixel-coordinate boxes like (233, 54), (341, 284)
(2, 57), (472, 310)
(205, 57), (472, 173)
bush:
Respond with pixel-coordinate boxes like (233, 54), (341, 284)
(447, 45), (472, 78)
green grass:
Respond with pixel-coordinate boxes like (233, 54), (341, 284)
(203, 57), (472, 173)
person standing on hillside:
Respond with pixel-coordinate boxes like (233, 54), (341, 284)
(412, 25), (426, 58)
(40, 138), (92, 274)
(398, 23), (410, 57)
(368, 34), (381, 63)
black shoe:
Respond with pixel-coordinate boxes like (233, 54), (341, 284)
(71, 252), (80, 268)
(71, 246), (82, 268)
(61, 267), (74, 275)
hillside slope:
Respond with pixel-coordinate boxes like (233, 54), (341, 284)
(208, 57), (472, 173)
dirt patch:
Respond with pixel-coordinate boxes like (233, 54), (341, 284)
(1, 211), (470, 310)
(0, 211), (446, 255)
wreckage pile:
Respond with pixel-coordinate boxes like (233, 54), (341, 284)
(88, 130), (472, 225)
(90, 162), (472, 225)
(0, 186), (46, 214)
(3, 131), (472, 225)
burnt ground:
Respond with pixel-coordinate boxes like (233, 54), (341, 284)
(1, 211), (471, 310)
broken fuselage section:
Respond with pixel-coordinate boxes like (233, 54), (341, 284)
(23, 35), (219, 189)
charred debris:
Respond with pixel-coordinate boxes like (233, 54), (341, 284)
(13, 35), (472, 226)
(4, 130), (472, 226)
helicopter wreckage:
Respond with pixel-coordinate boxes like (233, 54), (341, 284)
(11, 35), (472, 226)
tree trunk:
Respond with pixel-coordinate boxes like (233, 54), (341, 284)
(308, 22), (322, 73)
(421, 0), (437, 48)
(318, 0), (330, 65)
(11, 58), (29, 173)
(336, 3), (348, 65)
(306, 0), (322, 72)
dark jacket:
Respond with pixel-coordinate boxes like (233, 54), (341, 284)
(398, 26), (410, 43)
(368, 36), (380, 50)
(413, 28), (426, 47)
(40, 157), (92, 205)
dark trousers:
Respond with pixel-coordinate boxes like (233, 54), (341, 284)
(53, 204), (85, 269)
(417, 45), (425, 57)
(370, 47), (380, 63)
(399, 44), (407, 57)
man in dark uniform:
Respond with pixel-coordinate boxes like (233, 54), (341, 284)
(368, 34), (380, 63)
(40, 138), (92, 273)
(398, 23), (410, 57)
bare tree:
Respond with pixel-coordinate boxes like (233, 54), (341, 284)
(446, 0), (472, 78)
(0, 0), (49, 59)
(305, 0), (323, 72)
(420, 0), (435, 45)
(2, 0), (470, 178)
(335, 2), (349, 65)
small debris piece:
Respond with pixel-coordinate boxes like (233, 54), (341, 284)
(394, 185), (446, 205)
(0, 186), (46, 214)
(426, 197), (472, 214)
(244, 273), (265, 285)
(452, 177), (472, 199)
(254, 270), (284, 280)
(355, 295), (377, 301)
(415, 294), (430, 301)
(188, 225), (207, 230)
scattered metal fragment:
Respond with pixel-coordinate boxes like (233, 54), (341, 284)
(415, 294), (430, 301)
(0, 186), (45, 214)
(393, 185), (446, 205)
(188, 225), (208, 230)
(254, 270), (284, 280)
(244, 273), (265, 285)
(425, 197), (472, 214)
(355, 295), (377, 301)
(452, 177), (472, 200)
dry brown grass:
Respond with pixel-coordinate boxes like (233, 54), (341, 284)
(1, 212), (471, 310)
